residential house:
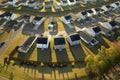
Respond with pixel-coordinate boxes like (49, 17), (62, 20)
(23, 14), (30, 23)
(13, 1), (22, 7)
(78, 11), (87, 20)
(33, 3), (43, 10)
(67, 0), (76, 5)
(18, 36), (37, 53)
(67, 33), (81, 46)
(54, 36), (66, 50)
(86, 9), (94, 17)
(32, 16), (45, 26)
(60, 0), (68, 6)
(21, 0), (27, 6)
(54, 3), (61, 11)
(36, 36), (51, 49)
(79, 31), (99, 46)
(83, 26), (101, 37)
(91, 8), (101, 15)
(99, 21), (118, 36)
(3, 11), (17, 21)
(28, 0), (37, 8)
(62, 14), (72, 24)
(100, 21), (119, 29)
(0, 0), (8, 6)
(101, 5), (112, 12)
(48, 17), (57, 32)
(8, 0), (17, 5)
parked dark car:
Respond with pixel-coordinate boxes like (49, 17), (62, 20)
(0, 42), (5, 48)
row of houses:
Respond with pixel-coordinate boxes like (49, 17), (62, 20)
(75, 1), (120, 20)
(0, 11), (17, 21)
(0, 0), (98, 10)
(61, 1), (120, 25)
(18, 18), (119, 53)
(0, 10), (46, 26)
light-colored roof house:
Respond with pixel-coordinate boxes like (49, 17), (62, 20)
(91, 8), (101, 15)
(100, 21), (119, 30)
(86, 9), (94, 17)
(36, 36), (51, 49)
(99, 21), (119, 36)
(79, 31), (99, 46)
(101, 5), (112, 12)
(3, 11), (17, 21)
(78, 11), (87, 19)
(48, 17), (57, 32)
(8, 0), (17, 5)
(32, 16), (45, 26)
(67, 33), (81, 46)
(110, 3), (119, 10)
(83, 26), (101, 37)
(54, 3), (61, 11)
(60, 0), (68, 6)
(21, 0), (27, 6)
(67, 0), (76, 5)
(13, 1), (22, 7)
(62, 14), (72, 24)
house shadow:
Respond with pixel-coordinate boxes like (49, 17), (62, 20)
(69, 44), (86, 61)
(37, 47), (52, 63)
(17, 43), (36, 60)
(36, 22), (45, 34)
(55, 49), (69, 63)
(62, 23), (76, 35)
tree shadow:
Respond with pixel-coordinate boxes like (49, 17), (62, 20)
(69, 44), (86, 61)
(37, 47), (52, 63)
(37, 66), (52, 74)
(57, 64), (72, 73)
